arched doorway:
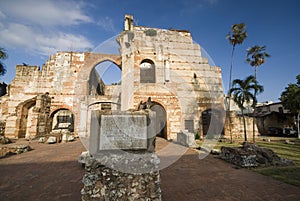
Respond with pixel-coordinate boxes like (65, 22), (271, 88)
(150, 102), (167, 139)
(50, 109), (74, 132)
(16, 98), (36, 138)
(202, 109), (224, 137)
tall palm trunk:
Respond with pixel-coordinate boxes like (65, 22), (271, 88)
(252, 66), (258, 143)
(241, 107), (247, 142)
(228, 45), (236, 143)
(298, 112), (300, 139)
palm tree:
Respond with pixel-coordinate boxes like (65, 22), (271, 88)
(246, 45), (270, 80)
(226, 23), (247, 142)
(230, 75), (263, 142)
(0, 47), (8, 77)
(246, 45), (270, 142)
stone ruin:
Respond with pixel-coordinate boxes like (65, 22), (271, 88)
(0, 14), (226, 142)
(220, 142), (294, 168)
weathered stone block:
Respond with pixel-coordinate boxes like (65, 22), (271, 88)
(177, 131), (196, 147)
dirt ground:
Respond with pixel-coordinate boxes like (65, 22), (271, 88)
(0, 138), (300, 201)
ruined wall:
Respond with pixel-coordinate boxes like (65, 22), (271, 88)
(224, 112), (259, 140)
(256, 112), (294, 135)
(2, 52), (87, 138)
(118, 25), (224, 139)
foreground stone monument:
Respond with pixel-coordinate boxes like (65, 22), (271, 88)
(81, 110), (161, 201)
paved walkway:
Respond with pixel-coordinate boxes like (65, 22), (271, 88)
(0, 138), (300, 201)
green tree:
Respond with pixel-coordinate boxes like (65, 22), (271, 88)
(0, 47), (8, 76)
(226, 23), (247, 142)
(246, 45), (270, 142)
(230, 75), (264, 141)
(280, 75), (300, 137)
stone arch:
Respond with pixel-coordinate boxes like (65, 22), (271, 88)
(140, 59), (156, 83)
(150, 101), (167, 139)
(15, 97), (36, 138)
(49, 108), (74, 132)
(134, 90), (181, 140)
(73, 53), (122, 137)
(75, 53), (122, 96)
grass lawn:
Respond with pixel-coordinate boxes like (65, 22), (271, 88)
(214, 137), (300, 187)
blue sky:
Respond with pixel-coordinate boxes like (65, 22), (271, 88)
(0, 0), (299, 102)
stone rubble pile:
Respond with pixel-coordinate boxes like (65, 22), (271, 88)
(0, 135), (11, 144)
(220, 142), (294, 167)
(0, 144), (32, 158)
(81, 153), (162, 201)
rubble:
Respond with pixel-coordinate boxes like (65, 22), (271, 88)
(0, 144), (32, 158)
(220, 142), (294, 167)
(81, 154), (162, 201)
(0, 135), (11, 144)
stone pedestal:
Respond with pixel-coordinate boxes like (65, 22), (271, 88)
(81, 153), (161, 201)
(81, 110), (161, 200)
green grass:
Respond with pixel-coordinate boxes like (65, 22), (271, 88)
(253, 166), (300, 187)
(214, 137), (300, 187)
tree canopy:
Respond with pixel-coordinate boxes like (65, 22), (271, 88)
(230, 75), (263, 141)
(226, 23), (247, 47)
(280, 75), (300, 115)
(0, 47), (8, 77)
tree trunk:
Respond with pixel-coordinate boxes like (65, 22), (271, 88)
(228, 45), (235, 143)
(253, 66), (258, 143)
(297, 111), (300, 139)
(241, 109), (247, 142)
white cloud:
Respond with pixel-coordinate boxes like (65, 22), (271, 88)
(0, 0), (94, 56)
(0, 23), (93, 55)
(0, 0), (92, 26)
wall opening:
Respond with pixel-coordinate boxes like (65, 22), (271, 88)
(202, 109), (224, 136)
(94, 61), (122, 85)
(51, 109), (74, 132)
(140, 59), (156, 83)
(17, 99), (36, 138)
(89, 60), (122, 96)
(150, 102), (167, 139)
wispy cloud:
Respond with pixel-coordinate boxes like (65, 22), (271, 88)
(0, 0), (94, 55)
(96, 16), (117, 33)
(0, 0), (92, 26)
(179, 0), (219, 15)
(0, 23), (93, 56)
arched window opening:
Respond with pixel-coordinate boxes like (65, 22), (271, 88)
(140, 59), (156, 83)
(89, 61), (122, 95)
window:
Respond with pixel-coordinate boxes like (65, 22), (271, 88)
(140, 59), (155, 83)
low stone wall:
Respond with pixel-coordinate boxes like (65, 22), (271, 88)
(81, 153), (161, 201)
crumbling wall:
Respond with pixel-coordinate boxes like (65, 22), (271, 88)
(118, 24), (224, 139)
(224, 112), (258, 140)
